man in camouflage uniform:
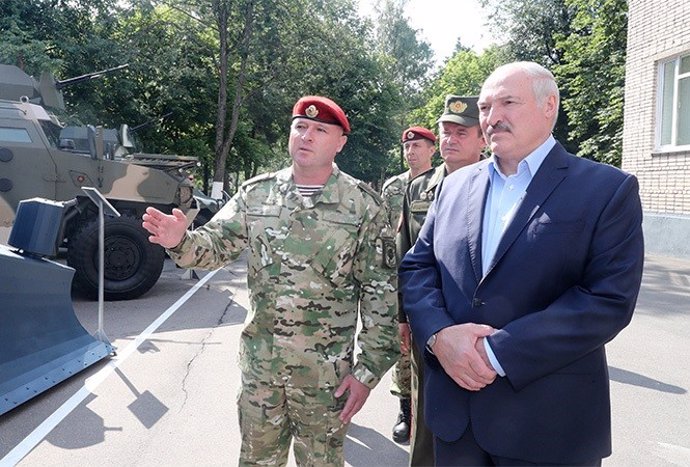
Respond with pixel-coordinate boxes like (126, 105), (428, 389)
(381, 126), (436, 444)
(398, 96), (485, 466)
(142, 96), (399, 466)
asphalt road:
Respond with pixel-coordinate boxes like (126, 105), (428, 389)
(0, 254), (688, 466)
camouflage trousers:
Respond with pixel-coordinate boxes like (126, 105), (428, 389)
(389, 339), (411, 398)
(237, 380), (348, 466)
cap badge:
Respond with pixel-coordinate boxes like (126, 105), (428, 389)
(449, 100), (467, 114)
(305, 104), (319, 118)
(406, 131), (415, 140)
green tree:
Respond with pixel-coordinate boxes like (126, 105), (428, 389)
(372, 0), (434, 177)
(480, 0), (574, 67)
(157, 0), (399, 193)
(0, 0), (59, 72)
(1, 0), (221, 187)
(410, 46), (509, 130)
(0, 0), (127, 85)
(373, 0), (434, 97)
(284, 0), (400, 184)
(477, 0), (577, 151)
(554, 0), (628, 166)
(0, 0), (414, 191)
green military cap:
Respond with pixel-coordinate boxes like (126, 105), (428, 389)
(437, 95), (479, 127)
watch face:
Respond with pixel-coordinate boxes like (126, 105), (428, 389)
(427, 333), (437, 349)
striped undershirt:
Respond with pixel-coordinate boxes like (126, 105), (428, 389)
(296, 184), (324, 197)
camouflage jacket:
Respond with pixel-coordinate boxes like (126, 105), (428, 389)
(397, 165), (446, 322)
(168, 164), (399, 389)
(381, 171), (410, 230)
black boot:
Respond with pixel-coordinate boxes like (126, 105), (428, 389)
(392, 398), (411, 444)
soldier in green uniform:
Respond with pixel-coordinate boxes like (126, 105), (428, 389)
(381, 127), (436, 228)
(398, 96), (486, 466)
(142, 95), (399, 467)
(381, 126), (436, 444)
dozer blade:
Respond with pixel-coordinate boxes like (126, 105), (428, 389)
(0, 244), (113, 416)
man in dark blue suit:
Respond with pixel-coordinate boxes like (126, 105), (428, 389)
(399, 61), (644, 466)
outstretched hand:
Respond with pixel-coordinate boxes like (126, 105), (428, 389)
(142, 207), (188, 249)
(334, 375), (371, 425)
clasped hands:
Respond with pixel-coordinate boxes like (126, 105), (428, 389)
(431, 324), (497, 391)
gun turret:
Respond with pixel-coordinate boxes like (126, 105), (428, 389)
(0, 63), (128, 110)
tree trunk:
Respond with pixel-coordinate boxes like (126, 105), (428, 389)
(211, 1), (230, 199)
(211, 0), (256, 199)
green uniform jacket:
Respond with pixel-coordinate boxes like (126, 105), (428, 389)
(397, 165), (446, 323)
(169, 164), (399, 390)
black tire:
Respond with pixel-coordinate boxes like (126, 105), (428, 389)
(67, 214), (165, 301)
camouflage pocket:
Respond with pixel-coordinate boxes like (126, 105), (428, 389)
(238, 334), (273, 384)
(410, 200), (432, 214)
(310, 212), (360, 287)
(246, 205), (282, 275)
(286, 354), (351, 389)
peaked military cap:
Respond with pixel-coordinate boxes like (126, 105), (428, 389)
(401, 126), (436, 144)
(437, 95), (479, 127)
(292, 95), (351, 134)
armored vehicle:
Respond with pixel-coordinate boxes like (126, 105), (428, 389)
(0, 64), (216, 300)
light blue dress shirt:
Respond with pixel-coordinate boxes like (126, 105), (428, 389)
(482, 135), (555, 376)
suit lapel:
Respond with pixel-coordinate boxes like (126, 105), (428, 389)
(466, 163), (490, 283)
(485, 144), (569, 275)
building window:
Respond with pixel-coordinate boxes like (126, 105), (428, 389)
(658, 52), (690, 149)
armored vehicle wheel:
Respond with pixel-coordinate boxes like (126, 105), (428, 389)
(67, 215), (165, 300)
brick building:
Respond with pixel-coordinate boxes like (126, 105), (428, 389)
(623, 1), (690, 258)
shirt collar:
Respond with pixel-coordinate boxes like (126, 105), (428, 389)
(487, 135), (556, 180)
(279, 163), (340, 205)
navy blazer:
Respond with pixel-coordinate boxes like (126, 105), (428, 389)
(399, 142), (644, 464)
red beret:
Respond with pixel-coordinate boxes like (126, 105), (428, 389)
(292, 96), (351, 134)
(401, 126), (436, 144)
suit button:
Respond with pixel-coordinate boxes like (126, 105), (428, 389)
(473, 298), (484, 307)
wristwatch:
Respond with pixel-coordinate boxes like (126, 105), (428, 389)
(426, 332), (438, 352)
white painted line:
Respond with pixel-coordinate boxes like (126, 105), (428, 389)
(656, 442), (690, 464)
(0, 268), (220, 467)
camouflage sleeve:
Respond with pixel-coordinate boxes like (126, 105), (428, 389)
(350, 203), (400, 389)
(381, 182), (404, 229)
(167, 190), (249, 269)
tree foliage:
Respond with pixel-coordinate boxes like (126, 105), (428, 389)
(480, 0), (627, 165)
(409, 46), (509, 130)
(373, 0), (434, 98)
(0, 0), (631, 193)
(554, 0), (628, 166)
(370, 0), (435, 179)
(480, 0), (574, 67)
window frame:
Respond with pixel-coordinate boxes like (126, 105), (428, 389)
(656, 52), (690, 152)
